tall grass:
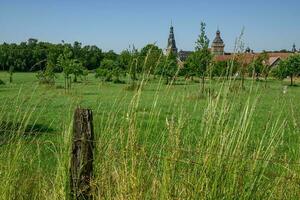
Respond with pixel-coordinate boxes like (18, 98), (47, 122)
(0, 50), (299, 199)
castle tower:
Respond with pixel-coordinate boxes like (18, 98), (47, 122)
(292, 43), (297, 53)
(166, 24), (178, 56)
(211, 29), (225, 55)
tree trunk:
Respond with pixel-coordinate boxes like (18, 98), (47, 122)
(69, 77), (72, 90)
(64, 77), (67, 93)
(9, 73), (13, 83)
(241, 73), (245, 89)
(264, 75), (268, 88)
(290, 75), (293, 86)
(201, 75), (205, 94)
(74, 75), (77, 83)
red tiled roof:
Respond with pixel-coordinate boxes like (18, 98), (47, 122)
(214, 53), (292, 65)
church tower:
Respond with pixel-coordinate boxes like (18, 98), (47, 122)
(211, 29), (225, 55)
(292, 43), (297, 53)
(166, 24), (178, 56)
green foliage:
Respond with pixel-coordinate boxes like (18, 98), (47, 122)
(0, 79), (5, 85)
(70, 59), (85, 82)
(57, 48), (86, 90)
(211, 61), (227, 77)
(272, 54), (300, 85)
(249, 52), (270, 81)
(139, 44), (163, 74)
(249, 58), (262, 80)
(155, 52), (178, 84)
(185, 49), (212, 78)
(119, 50), (132, 71)
(184, 22), (212, 83)
(95, 59), (124, 83)
(195, 22), (210, 51)
(8, 65), (14, 83)
(103, 50), (118, 61)
(36, 51), (57, 85)
(0, 39), (104, 72)
(128, 47), (139, 82)
(272, 61), (287, 80)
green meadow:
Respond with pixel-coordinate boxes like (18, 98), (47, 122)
(0, 72), (300, 199)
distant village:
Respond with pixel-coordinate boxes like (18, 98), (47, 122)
(166, 25), (299, 68)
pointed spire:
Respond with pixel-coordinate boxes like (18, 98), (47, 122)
(166, 22), (178, 56)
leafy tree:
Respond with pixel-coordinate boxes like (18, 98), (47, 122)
(211, 61), (227, 77)
(139, 44), (163, 74)
(192, 22), (212, 93)
(249, 57), (263, 81)
(260, 52), (271, 87)
(36, 51), (57, 84)
(8, 65), (14, 83)
(235, 53), (248, 88)
(70, 59), (85, 83)
(249, 52), (270, 84)
(156, 52), (178, 84)
(82, 69), (89, 82)
(95, 59), (123, 83)
(119, 50), (132, 72)
(129, 46), (140, 83)
(195, 22), (210, 51)
(103, 50), (118, 61)
(273, 54), (300, 86)
(58, 48), (73, 90)
(81, 45), (103, 70)
(0, 39), (103, 73)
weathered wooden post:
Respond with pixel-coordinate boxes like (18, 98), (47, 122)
(70, 108), (94, 200)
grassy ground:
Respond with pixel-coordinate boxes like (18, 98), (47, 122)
(0, 72), (300, 199)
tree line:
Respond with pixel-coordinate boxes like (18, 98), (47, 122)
(1, 24), (300, 88)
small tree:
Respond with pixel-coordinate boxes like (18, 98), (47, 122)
(249, 57), (262, 81)
(8, 65), (14, 83)
(194, 22), (212, 93)
(70, 59), (85, 83)
(155, 52), (178, 85)
(95, 59), (123, 83)
(195, 22), (210, 50)
(235, 53), (248, 88)
(37, 51), (56, 85)
(139, 44), (163, 75)
(260, 52), (271, 87)
(58, 53), (72, 91)
(119, 48), (137, 83)
(129, 47), (139, 82)
(273, 54), (300, 86)
(211, 61), (227, 77)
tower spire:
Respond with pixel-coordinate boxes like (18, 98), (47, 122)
(211, 29), (225, 55)
(292, 43), (297, 53)
(166, 23), (178, 56)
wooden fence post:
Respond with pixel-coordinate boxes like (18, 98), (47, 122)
(70, 108), (94, 200)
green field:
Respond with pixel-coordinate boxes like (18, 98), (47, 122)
(0, 72), (300, 199)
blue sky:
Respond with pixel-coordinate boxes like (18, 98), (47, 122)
(0, 0), (299, 53)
